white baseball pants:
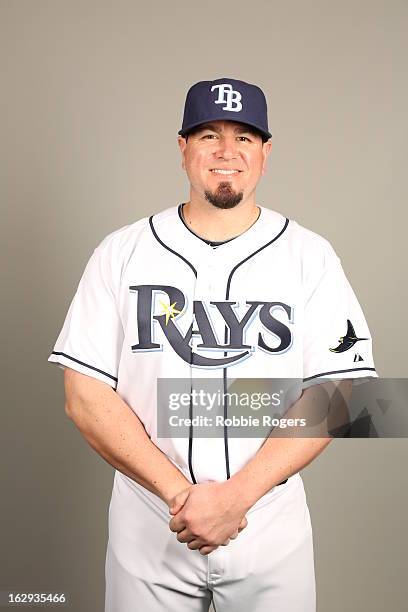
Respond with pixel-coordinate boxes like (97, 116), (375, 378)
(105, 471), (316, 612)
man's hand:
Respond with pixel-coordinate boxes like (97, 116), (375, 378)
(168, 481), (249, 555)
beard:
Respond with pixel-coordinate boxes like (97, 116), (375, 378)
(204, 181), (244, 209)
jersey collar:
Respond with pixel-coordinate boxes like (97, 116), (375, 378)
(149, 203), (289, 270)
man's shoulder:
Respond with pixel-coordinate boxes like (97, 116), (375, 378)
(261, 206), (330, 244)
(284, 215), (339, 266)
(287, 216), (333, 251)
(95, 204), (179, 254)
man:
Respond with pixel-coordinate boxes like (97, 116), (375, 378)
(48, 77), (377, 611)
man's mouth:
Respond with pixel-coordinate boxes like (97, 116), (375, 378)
(209, 169), (242, 175)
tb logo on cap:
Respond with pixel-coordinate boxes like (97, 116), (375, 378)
(211, 83), (242, 112)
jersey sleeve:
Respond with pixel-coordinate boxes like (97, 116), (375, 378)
(302, 241), (378, 386)
(47, 238), (124, 389)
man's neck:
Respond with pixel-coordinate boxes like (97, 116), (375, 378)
(181, 199), (260, 242)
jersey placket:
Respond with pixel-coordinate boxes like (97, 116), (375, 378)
(189, 249), (233, 483)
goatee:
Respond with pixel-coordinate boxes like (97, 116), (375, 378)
(204, 182), (244, 209)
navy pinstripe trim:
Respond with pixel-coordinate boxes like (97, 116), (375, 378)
(226, 218), (290, 300)
(222, 367), (231, 479)
(149, 212), (198, 484)
(50, 351), (118, 383)
(178, 203), (239, 247)
(149, 214), (197, 277)
(304, 367), (377, 382)
(223, 217), (290, 480)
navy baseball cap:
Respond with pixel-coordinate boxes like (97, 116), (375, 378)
(178, 77), (272, 141)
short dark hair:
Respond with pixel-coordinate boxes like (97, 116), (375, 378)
(184, 124), (268, 143)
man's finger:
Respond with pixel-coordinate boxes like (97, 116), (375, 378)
(199, 545), (217, 556)
(176, 528), (196, 544)
(168, 488), (190, 515)
(168, 515), (186, 533)
(187, 539), (204, 551)
(238, 516), (248, 532)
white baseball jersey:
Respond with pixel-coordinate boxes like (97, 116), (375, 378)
(48, 203), (377, 485)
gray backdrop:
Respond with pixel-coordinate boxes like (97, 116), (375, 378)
(1, 1), (407, 611)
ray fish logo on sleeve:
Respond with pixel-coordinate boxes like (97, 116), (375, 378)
(329, 319), (369, 353)
(211, 83), (243, 112)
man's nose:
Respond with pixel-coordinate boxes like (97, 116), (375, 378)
(214, 136), (239, 158)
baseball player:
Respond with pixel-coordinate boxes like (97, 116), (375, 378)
(48, 77), (377, 611)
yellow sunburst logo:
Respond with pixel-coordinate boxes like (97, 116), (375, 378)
(158, 300), (181, 325)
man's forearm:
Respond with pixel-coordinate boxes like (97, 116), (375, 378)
(226, 379), (353, 510)
(64, 370), (191, 506)
(227, 435), (332, 510)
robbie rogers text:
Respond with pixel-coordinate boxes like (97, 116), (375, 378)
(168, 415), (306, 428)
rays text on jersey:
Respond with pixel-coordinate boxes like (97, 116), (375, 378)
(129, 284), (294, 367)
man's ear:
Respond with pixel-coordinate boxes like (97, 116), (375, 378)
(178, 136), (187, 170)
(261, 140), (272, 175)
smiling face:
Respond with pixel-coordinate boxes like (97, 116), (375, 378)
(178, 120), (272, 210)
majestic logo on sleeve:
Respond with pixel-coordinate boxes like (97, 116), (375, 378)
(329, 319), (368, 353)
(129, 285), (294, 367)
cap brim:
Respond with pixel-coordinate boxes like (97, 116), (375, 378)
(178, 119), (272, 141)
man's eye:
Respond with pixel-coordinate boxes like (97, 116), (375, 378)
(200, 134), (251, 141)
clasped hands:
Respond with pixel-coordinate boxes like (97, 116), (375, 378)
(168, 481), (249, 556)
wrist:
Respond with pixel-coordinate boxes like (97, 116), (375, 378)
(223, 472), (260, 513)
(160, 477), (193, 508)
